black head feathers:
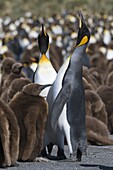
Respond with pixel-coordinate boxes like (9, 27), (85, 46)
(38, 24), (49, 54)
(76, 11), (90, 47)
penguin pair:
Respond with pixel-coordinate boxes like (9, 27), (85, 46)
(43, 11), (90, 161)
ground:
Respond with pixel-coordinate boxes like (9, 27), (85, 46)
(2, 145), (113, 170)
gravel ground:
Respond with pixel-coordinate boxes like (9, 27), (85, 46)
(1, 145), (113, 170)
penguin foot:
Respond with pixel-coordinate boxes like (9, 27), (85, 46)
(69, 148), (82, 162)
(57, 148), (67, 160)
(76, 148), (82, 162)
(41, 148), (48, 157)
(47, 143), (54, 155)
(35, 157), (50, 162)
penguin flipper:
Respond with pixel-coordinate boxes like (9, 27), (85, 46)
(50, 83), (72, 130)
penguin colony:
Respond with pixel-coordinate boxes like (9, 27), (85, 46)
(0, 9), (113, 167)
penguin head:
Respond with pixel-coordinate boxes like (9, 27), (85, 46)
(38, 23), (49, 55)
(11, 62), (23, 74)
(1, 57), (16, 73)
(22, 83), (52, 96)
(76, 11), (90, 47)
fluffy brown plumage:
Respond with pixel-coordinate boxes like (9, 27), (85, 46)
(0, 98), (19, 167)
(7, 77), (31, 103)
(89, 67), (104, 85)
(0, 57), (16, 87)
(83, 66), (98, 90)
(86, 116), (113, 145)
(83, 77), (94, 91)
(106, 70), (113, 86)
(89, 52), (107, 73)
(97, 85), (113, 133)
(85, 89), (108, 125)
(2, 62), (25, 91)
(0, 57), (16, 96)
(107, 59), (113, 73)
(1, 63), (26, 102)
(9, 83), (49, 161)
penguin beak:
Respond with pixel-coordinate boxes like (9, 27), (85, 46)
(76, 11), (90, 47)
(77, 11), (85, 28)
(39, 84), (52, 91)
(18, 64), (23, 69)
(41, 23), (46, 36)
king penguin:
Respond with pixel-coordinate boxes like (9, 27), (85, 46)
(43, 11), (90, 161)
(32, 24), (57, 97)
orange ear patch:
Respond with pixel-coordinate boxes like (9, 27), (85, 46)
(77, 36), (88, 47)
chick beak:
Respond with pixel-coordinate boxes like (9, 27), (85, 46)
(39, 84), (52, 91)
(41, 23), (46, 36)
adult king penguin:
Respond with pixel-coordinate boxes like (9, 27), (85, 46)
(44, 11), (90, 161)
(33, 24), (57, 97)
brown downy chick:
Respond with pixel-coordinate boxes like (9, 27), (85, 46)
(97, 85), (113, 133)
(89, 52), (107, 73)
(89, 67), (104, 85)
(0, 98), (19, 167)
(106, 70), (113, 86)
(0, 57), (16, 87)
(83, 66), (99, 90)
(0, 57), (16, 95)
(7, 77), (31, 103)
(1, 63), (26, 102)
(85, 89), (108, 125)
(9, 83), (51, 162)
(83, 77), (95, 91)
(106, 58), (113, 73)
(86, 116), (113, 145)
